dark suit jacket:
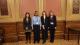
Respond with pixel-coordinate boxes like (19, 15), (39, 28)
(41, 16), (49, 27)
(23, 17), (32, 30)
(49, 15), (56, 28)
(41, 16), (49, 31)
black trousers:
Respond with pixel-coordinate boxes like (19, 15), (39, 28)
(42, 27), (48, 42)
(33, 25), (40, 43)
(25, 32), (31, 41)
(49, 28), (55, 42)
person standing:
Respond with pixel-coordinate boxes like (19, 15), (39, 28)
(32, 11), (41, 43)
(48, 11), (57, 43)
(23, 12), (32, 43)
(41, 11), (49, 44)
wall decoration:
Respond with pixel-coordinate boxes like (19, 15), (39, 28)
(72, 0), (80, 14)
(0, 0), (8, 16)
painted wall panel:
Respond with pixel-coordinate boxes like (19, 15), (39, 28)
(43, 0), (61, 16)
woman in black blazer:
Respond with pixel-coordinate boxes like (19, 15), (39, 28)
(41, 11), (49, 44)
(23, 12), (32, 43)
(48, 11), (56, 43)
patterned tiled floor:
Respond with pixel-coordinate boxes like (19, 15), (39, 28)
(3, 39), (80, 45)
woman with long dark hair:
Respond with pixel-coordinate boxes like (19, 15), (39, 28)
(41, 11), (49, 44)
(23, 12), (32, 43)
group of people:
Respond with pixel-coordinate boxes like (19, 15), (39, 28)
(23, 11), (56, 44)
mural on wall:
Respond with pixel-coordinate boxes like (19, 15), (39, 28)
(72, 0), (80, 14)
(0, 0), (8, 15)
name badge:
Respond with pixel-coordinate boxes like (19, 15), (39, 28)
(50, 22), (54, 25)
(26, 27), (28, 30)
(36, 22), (39, 24)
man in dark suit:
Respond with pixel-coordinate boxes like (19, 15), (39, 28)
(49, 11), (57, 43)
(41, 11), (49, 44)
